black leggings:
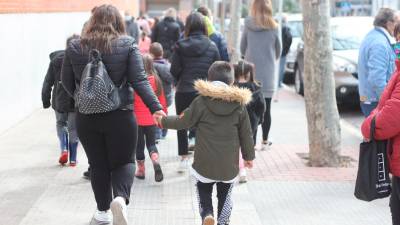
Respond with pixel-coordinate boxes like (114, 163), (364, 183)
(136, 125), (159, 161)
(175, 92), (198, 156)
(76, 110), (137, 211)
(261, 98), (272, 141)
(196, 181), (234, 225)
(391, 176), (400, 225)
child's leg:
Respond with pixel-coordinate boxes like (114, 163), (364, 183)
(144, 125), (159, 157)
(216, 182), (234, 225)
(239, 152), (244, 169)
(55, 111), (68, 152)
(196, 181), (215, 220)
(67, 112), (79, 165)
(144, 125), (163, 182)
(135, 126), (146, 179)
(136, 126), (146, 161)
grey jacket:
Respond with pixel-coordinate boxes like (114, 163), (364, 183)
(240, 17), (282, 98)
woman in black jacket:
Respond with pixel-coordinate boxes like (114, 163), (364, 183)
(61, 5), (164, 225)
(170, 12), (220, 172)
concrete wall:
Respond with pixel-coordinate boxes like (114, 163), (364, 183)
(0, 12), (90, 134)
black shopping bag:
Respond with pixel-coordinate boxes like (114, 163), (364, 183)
(354, 117), (391, 201)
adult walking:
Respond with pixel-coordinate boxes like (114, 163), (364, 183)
(278, 15), (292, 88)
(124, 11), (139, 43)
(151, 8), (181, 60)
(170, 12), (220, 172)
(61, 5), (164, 225)
(42, 35), (80, 167)
(358, 8), (398, 117)
(240, 0), (281, 151)
(197, 6), (230, 62)
(361, 54), (400, 225)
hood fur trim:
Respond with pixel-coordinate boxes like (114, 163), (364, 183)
(194, 80), (252, 105)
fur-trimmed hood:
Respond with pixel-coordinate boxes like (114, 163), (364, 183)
(194, 80), (252, 116)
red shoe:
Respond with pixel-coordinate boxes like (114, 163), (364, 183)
(69, 161), (77, 167)
(59, 151), (68, 165)
(135, 160), (145, 179)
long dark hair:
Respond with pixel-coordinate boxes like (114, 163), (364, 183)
(142, 54), (163, 96)
(234, 60), (260, 86)
(184, 12), (207, 37)
(81, 4), (126, 53)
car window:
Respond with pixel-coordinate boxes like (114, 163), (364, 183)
(331, 22), (370, 50)
(287, 20), (303, 38)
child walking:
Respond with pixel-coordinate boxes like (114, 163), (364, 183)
(157, 61), (255, 225)
(41, 34), (80, 167)
(234, 60), (265, 183)
(134, 54), (167, 182)
(150, 42), (174, 139)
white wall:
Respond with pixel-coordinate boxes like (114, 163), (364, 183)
(0, 12), (90, 134)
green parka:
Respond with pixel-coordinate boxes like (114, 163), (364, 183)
(162, 80), (255, 181)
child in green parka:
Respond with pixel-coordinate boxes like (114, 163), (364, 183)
(156, 61), (255, 225)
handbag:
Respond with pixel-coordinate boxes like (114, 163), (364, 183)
(354, 116), (391, 201)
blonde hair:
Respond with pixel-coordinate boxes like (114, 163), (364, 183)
(164, 8), (177, 19)
(251, 0), (278, 29)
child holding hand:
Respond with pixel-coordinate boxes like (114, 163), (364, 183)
(156, 61), (255, 225)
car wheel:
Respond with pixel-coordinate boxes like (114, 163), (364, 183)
(294, 68), (304, 96)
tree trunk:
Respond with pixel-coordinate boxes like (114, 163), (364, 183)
(301, 0), (341, 167)
(228, 0), (242, 63)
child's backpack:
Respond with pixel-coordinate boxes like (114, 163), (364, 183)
(76, 49), (121, 114)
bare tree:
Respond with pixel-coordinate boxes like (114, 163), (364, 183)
(301, 0), (341, 167)
(228, 0), (242, 63)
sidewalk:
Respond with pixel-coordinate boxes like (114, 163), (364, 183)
(0, 88), (391, 225)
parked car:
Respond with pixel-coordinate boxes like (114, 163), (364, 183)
(294, 16), (373, 104)
(285, 14), (303, 79)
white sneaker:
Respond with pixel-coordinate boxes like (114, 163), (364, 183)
(261, 141), (272, 151)
(110, 197), (128, 225)
(188, 137), (195, 149)
(177, 158), (188, 173)
(93, 210), (111, 225)
(239, 168), (247, 183)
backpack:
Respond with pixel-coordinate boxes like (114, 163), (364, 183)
(76, 49), (121, 114)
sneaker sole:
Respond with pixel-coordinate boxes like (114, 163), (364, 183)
(203, 216), (215, 225)
(110, 200), (128, 225)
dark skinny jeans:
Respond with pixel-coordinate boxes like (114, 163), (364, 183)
(76, 110), (137, 211)
(175, 91), (198, 156)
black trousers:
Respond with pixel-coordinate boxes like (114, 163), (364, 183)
(136, 125), (158, 161)
(196, 181), (234, 225)
(261, 98), (272, 141)
(76, 110), (137, 211)
(175, 91), (198, 156)
(391, 176), (400, 225)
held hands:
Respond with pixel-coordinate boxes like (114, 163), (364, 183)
(244, 160), (253, 169)
(153, 110), (166, 127)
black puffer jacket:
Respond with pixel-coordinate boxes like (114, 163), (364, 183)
(235, 82), (265, 133)
(171, 32), (220, 93)
(41, 50), (75, 112)
(61, 36), (162, 113)
(151, 17), (181, 59)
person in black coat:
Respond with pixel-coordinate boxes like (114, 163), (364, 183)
(42, 34), (80, 167)
(151, 8), (181, 60)
(170, 12), (220, 171)
(60, 5), (164, 224)
(278, 15), (293, 87)
(234, 60), (265, 144)
(124, 11), (140, 43)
